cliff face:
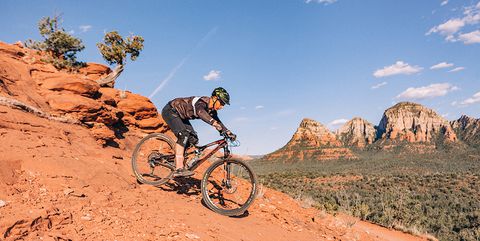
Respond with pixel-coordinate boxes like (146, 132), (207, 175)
(337, 117), (376, 148)
(376, 102), (457, 143)
(290, 118), (342, 147)
(262, 118), (356, 162)
(0, 41), (166, 147)
(452, 115), (480, 147)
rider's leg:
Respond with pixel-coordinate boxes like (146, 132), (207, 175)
(175, 143), (185, 169)
(172, 129), (194, 177)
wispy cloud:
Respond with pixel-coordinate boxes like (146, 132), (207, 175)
(149, 27), (218, 99)
(305, 0), (337, 5)
(203, 70), (221, 81)
(449, 66), (465, 72)
(441, 0), (449, 6)
(373, 61), (423, 78)
(430, 62), (454, 69)
(459, 91), (480, 106)
(458, 30), (480, 44)
(396, 83), (458, 100)
(427, 2), (480, 44)
(328, 118), (348, 130)
(79, 25), (92, 33)
(371, 81), (387, 89)
(255, 105), (264, 110)
(67, 30), (75, 35)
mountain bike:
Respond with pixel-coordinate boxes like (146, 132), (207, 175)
(131, 132), (257, 216)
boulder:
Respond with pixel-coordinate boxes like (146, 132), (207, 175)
(39, 74), (100, 98)
(78, 63), (111, 80)
(116, 92), (157, 119)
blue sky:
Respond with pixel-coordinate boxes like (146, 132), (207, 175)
(1, 0), (479, 155)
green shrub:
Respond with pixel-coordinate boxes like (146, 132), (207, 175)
(25, 15), (85, 70)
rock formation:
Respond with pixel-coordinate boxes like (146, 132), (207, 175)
(0, 41), (166, 146)
(262, 118), (356, 162)
(451, 115), (480, 147)
(337, 117), (376, 147)
(376, 102), (457, 143)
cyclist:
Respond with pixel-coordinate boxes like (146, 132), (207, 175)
(161, 87), (236, 177)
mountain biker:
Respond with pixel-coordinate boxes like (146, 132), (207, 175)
(161, 87), (236, 177)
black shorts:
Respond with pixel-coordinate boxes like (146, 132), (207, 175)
(161, 103), (198, 147)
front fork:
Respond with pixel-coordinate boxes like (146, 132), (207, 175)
(224, 162), (232, 189)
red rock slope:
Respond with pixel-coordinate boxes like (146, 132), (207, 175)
(0, 41), (426, 240)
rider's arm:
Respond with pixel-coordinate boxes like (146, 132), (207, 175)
(196, 103), (227, 132)
(210, 110), (227, 132)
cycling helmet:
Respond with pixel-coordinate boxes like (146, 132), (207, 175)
(211, 87), (230, 105)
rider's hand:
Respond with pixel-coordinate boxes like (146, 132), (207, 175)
(212, 121), (223, 131)
(226, 130), (237, 141)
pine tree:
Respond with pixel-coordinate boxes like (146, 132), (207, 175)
(96, 31), (144, 88)
(25, 15), (85, 70)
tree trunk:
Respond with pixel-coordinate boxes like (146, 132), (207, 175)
(96, 64), (124, 88)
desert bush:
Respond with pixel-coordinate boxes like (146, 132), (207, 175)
(254, 148), (480, 241)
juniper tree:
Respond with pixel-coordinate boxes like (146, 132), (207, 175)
(96, 31), (144, 88)
(25, 15), (85, 70)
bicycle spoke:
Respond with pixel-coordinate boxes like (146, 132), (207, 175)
(202, 160), (256, 213)
(132, 134), (175, 186)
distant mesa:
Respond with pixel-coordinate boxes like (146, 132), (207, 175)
(263, 102), (479, 162)
(451, 115), (480, 148)
(262, 118), (356, 162)
(337, 117), (376, 148)
(376, 102), (457, 143)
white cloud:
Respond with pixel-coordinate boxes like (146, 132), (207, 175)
(460, 91), (480, 105)
(441, 0), (449, 6)
(79, 25), (92, 33)
(371, 81), (387, 89)
(427, 18), (465, 37)
(67, 30), (75, 35)
(396, 83), (458, 100)
(430, 62), (454, 69)
(427, 2), (480, 44)
(255, 105), (264, 110)
(305, 0), (337, 4)
(449, 67), (465, 72)
(203, 70), (221, 81)
(328, 119), (348, 130)
(373, 61), (423, 78)
(458, 30), (480, 44)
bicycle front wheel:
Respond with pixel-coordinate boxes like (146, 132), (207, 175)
(201, 159), (257, 216)
(131, 133), (176, 186)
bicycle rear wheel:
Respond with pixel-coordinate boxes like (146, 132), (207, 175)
(131, 133), (176, 186)
(201, 159), (257, 216)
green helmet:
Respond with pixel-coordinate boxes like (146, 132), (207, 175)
(212, 87), (230, 105)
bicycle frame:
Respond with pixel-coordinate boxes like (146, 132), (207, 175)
(184, 137), (231, 171)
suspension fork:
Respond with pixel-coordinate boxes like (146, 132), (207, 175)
(224, 162), (232, 188)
